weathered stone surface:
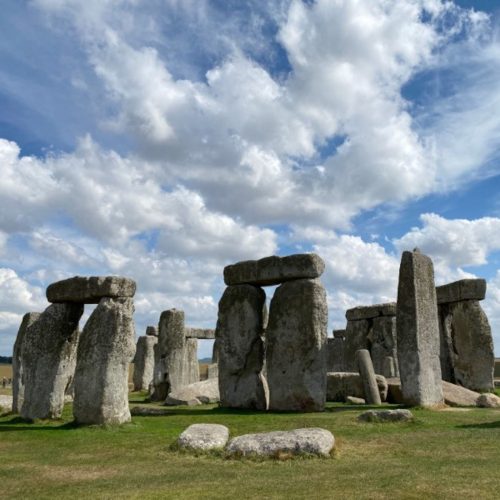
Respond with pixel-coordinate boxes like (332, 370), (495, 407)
(150, 343), (168, 401)
(267, 279), (327, 412)
(326, 372), (388, 402)
(207, 363), (218, 379)
(346, 396), (365, 405)
(356, 350), (381, 405)
(396, 250), (444, 407)
(223, 253), (325, 286)
(476, 393), (500, 408)
(370, 316), (398, 377)
(346, 302), (397, 321)
(326, 338), (344, 372)
(133, 335), (158, 392)
(165, 378), (220, 406)
(178, 423), (229, 451)
(157, 309), (200, 395)
(130, 406), (170, 416)
(146, 326), (157, 336)
(439, 300), (494, 392)
(333, 329), (346, 339)
(343, 319), (370, 372)
(383, 356), (398, 378)
(73, 297), (135, 425)
(185, 328), (215, 339)
(226, 428), (334, 457)
(216, 285), (267, 410)
(21, 303), (82, 420)
(358, 409), (414, 423)
(47, 276), (136, 304)
(12, 312), (40, 414)
(0, 395), (13, 414)
(436, 279), (486, 304)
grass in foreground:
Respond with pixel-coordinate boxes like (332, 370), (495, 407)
(1, 394), (500, 499)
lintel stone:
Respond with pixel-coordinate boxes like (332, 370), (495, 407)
(436, 279), (486, 304)
(345, 302), (396, 321)
(185, 328), (215, 339)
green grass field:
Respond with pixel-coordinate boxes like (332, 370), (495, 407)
(1, 393), (500, 499)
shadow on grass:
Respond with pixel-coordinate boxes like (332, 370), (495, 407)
(457, 420), (500, 429)
(0, 416), (79, 432)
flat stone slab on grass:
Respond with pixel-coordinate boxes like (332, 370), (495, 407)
(346, 302), (396, 321)
(436, 279), (486, 304)
(0, 395), (13, 413)
(165, 378), (219, 406)
(476, 393), (500, 408)
(130, 406), (171, 416)
(358, 409), (414, 423)
(47, 276), (136, 303)
(226, 428), (334, 458)
(346, 396), (365, 405)
(223, 254), (325, 286)
(178, 424), (230, 451)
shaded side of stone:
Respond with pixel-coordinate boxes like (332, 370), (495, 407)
(223, 253), (325, 286)
(133, 335), (158, 391)
(370, 316), (398, 377)
(266, 278), (327, 412)
(46, 275), (136, 303)
(12, 312), (40, 414)
(185, 328), (215, 339)
(346, 302), (396, 321)
(216, 285), (267, 410)
(73, 297), (135, 425)
(343, 319), (370, 372)
(326, 372), (388, 402)
(396, 250), (443, 407)
(21, 303), (82, 420)
(333, 329), (346, 339)
(146, 326), (158, 336)
(436, 279), (486, 305)
(326, 338), (344, 372)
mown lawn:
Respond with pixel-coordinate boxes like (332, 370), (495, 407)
(1, 393), (500, 499)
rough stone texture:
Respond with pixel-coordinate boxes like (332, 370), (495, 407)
(346, 396), (365, 405)
(326, 372), (388, 402)
(150, 343), (168, 401)
(383, 356), (398, 378)
(333, 329), (346, 339)
(346, 302), (397, 321)
(0, 395), (13, 414)
(133, 335), (158, 391)
(223, 253), (325, 286)
(216, 285), (267, 410)
(178, 424), (230, 451)
(73, 297), (136, 425)
(12, 312), (40, 414)
(21, 303), (82, 420)
(371, 316), (398, 377)
(476, 393), (500, 408)
(146, 326), (158, 336)
(130, 406), (170, 416)
(47, 276), (136, 304)
(436, 279), (486, 305)
(157, 309), (200, 396)
(226, 428), (334, 458)
(185, 328), (215, 339)
(326, 338), (344, 372)
(343, 319), (370, 372)
(356, 349), (381, 405)
(358, 409), (414, 423)
(267, 278), (327, 412)
(207, 363), (218, 379)
(439, 300), (494, 392)
(396, 250), (444, 407)
(165, 378), (220, 406)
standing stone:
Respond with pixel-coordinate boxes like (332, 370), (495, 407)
(383, 356), (397, 378)
(146, 326), (158, 336)
(327, 337), (345, 372)
(370, 316), (398, 377)
(355, 349), (381, 405)
(216, 284), (267, 410)
(12, 312), (40, 414)
(133, 335), (158, 391)
(267, 279), (327, 411)
(396, 250), (444, 407)
(150, 342), (168, 401)
(343, 319), (370, 371)
(21, 303), (83, 420)
(157, 309), (199, 395)
(73, 297), (136, 425)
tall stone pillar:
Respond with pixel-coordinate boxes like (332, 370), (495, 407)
(21, 303), (83, 420)
(133, 332), (158, 392)
(396, 249), (443, 407)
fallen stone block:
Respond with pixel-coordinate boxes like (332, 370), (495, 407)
(346, 396), (365, 405)
(226, 428), (334, 458)
(327, 372), (388, 402)
(47, 276), (136, 303)
(164, 378), (219, 406)
(178, 424), (230, 451)
(130, 406), (171, 416)
(476, 393), (500, 408)
(358, 409), (414, 423)
(223, 254), (325, 286)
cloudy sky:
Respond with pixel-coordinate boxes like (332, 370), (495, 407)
(1, 0), (500, 358)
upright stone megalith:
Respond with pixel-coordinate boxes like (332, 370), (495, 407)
(356, 349), (381, 405)
(216, 284), (267, 410)
(12, 312), (41, 414)
(396, 249), (443, 407)
(73, 297), (136, 425)
(21, 304), (83, 420)
(133, 333), (158, 392)
(266, 278), (328, 411)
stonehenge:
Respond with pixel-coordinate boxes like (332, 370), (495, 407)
(133, 327), (158, 392)
(355, 349), (382, 405)
(216, 253), (328, 412)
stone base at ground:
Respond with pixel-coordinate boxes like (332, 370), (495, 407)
(326, 372), (388, 402)
(476, 393), (500, 408)
(358, 409), (414, 423)
(226, 428), (334, 457)
(178, 424), (229, 451)
(165, 378), (219, 406)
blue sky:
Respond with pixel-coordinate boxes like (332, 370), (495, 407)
(1, 0), (500, 358)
